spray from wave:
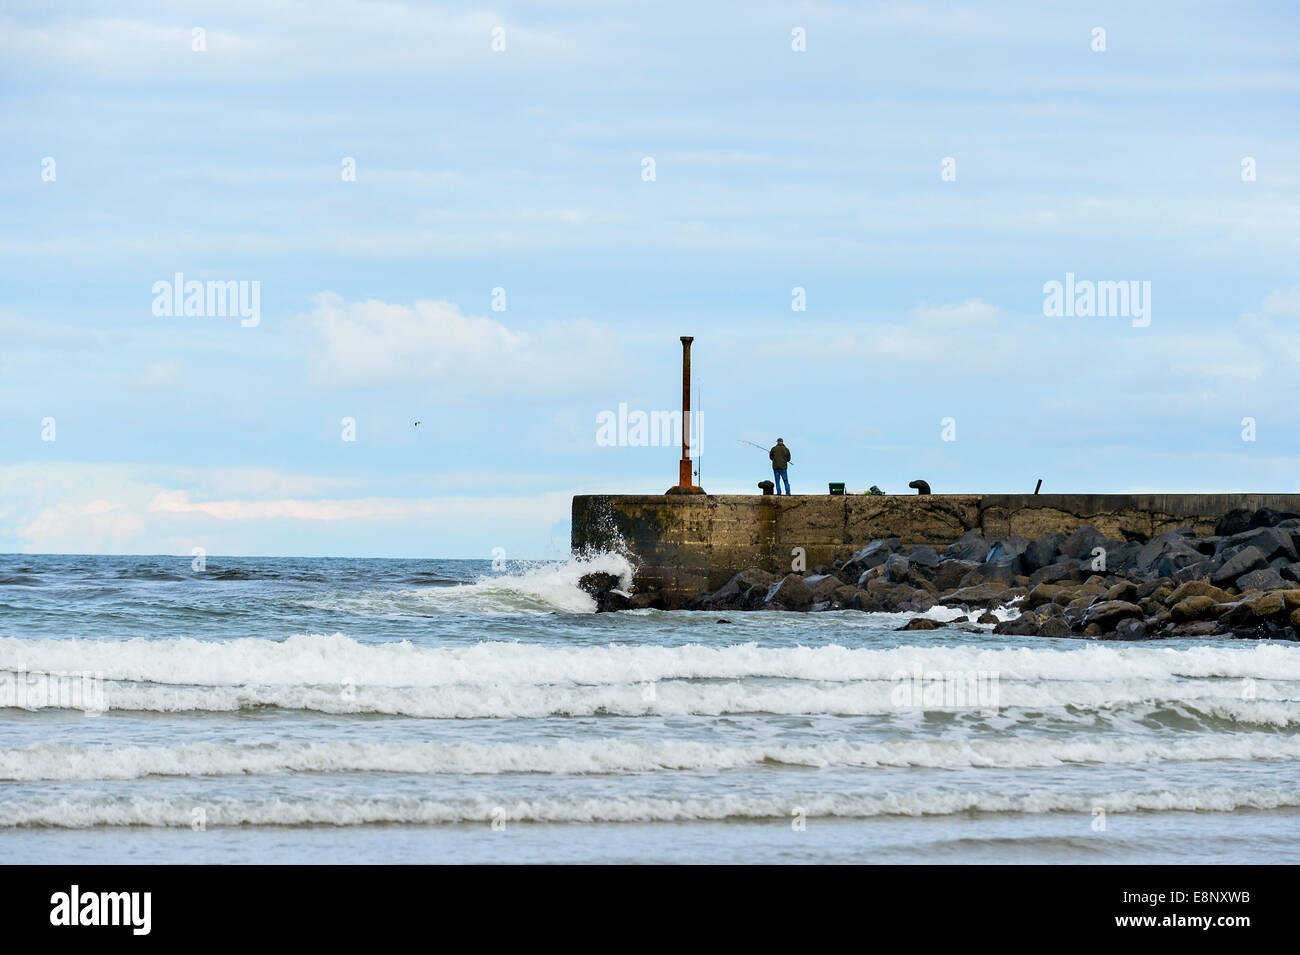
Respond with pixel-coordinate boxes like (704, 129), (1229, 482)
(449, 548), (635, 614)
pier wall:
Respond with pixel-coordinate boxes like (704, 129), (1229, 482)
(571, 493), (1300, 606)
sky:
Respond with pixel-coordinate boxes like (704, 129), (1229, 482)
(1, 0), (1298, 558)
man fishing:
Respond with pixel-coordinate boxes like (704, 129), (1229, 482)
(769, 438), (791, 495)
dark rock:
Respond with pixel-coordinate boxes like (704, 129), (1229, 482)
(897, 617), (943, 631)
(1037, 616), (1073, 638)
(1212, 546), (1267, 587)
(851, 590), (883, 612)
(946, 529), (990, 562)
(1170, 595), (1217, 622)
(1105, 580), (1139, 604)
(579, 571), (621, 596)
(1221, 527), (1298, 563)
(1248, 507), (1300, 529)
(805, 574), (843, 603)
(1165, 580), (1232, 606)
(986, 536), (1030, 564)
(1111, 618), (1148, 640)
(1236, 568), (1289, 593)
(1083, 600), (1144, 629)
(994, 615), (1039, 636)
(940, 583), (1017, 608)
(1155, 545), (1204, 579)
(908, 545), (941, 569)
(1172, 561), (1213, 584)
(1024, 533), (1066, 573)
(1028, 562), (1078, 587)
(958, 560), (1017, 589)
(1026, 583), (1067, 608)
(1137, 531), (1198, 576)
(595, 591), (633, 612)
(842, 540), (896, 574)
(976, 611), (999, 624)
(1215, 508), (1254, 537)
(691, 569), (775, 610)
(936, 559), (979, 591)
(1062, 525), (1108, 561)
(765, 574), (813, 609)
(883, 554), (912, 583)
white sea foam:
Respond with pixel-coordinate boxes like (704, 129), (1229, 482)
(16, 677), (1294, 722)
(293, 550), (636, 616)
(3, 634), (1297, 718)
(4, 633), (1299, 690)
(5, 735), (1300, 781)
(4, 788), (1298, 828)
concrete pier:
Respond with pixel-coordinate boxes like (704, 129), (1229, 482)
(571, 493), (1300, 607)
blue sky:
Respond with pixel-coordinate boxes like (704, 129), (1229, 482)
(1, 1), (1298, 558)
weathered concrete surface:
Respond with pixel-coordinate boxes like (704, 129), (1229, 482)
(571, 493), (1300, 607)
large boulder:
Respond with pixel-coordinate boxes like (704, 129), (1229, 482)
(985, 536), (1030, 566)
(1236, 568), (1289, 593)
(1212, 546), (1268, 587)
(579, 572), (634, 612)
(959, 560), (1018, 589)
(946, 529), (990, 562)
(1215, 508), (1254, 537)
(692, 569), (775, 609)
(1171, 595), (1217, 622)
(897, 617), (943, 631)
(994, 615), (1040, 636)
(1037, 616), (1073, 638)
(883, 554), (912, 583)
(908, 545), (942, 570)
(1028, 561), (1079, 587)
(1103, 541), (1143, 575)
(936, 559), (979, 591)
(1165, 580), (1232, 606)
(1110, 618), (1148, 641)
(1023, 533), (1066, 573)
(939, 583), (1018, 608)
(1062, 525), (1108, 561)
(806, 574), (844, 603)
(842, 540), (897, 575)
(1221, 527), (1298, 563)
(1136, 531), (1199, 577)
(1248, 507), (1300, 529)
(765, 574), (813, 609)
(1171, 560), (1214, 584)
(851, 590), (883, 612)
(1083, 600), (1144, 630)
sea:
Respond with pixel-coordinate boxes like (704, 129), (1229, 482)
(1, 552), (1297, 864)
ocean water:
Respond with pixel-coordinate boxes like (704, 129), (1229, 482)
(1, 552), (1298, 864)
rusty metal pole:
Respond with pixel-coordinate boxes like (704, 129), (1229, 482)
(679, 336), (694, 489)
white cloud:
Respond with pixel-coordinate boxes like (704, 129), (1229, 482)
(147, 490), (437, 522)
(301, 292), (622, 399)
(133, 360), (184, 389)
(20, 500), (145, 550)
(1263, 286), (1300, 318)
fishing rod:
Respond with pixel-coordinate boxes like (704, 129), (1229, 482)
(738, 439), (767, 452)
